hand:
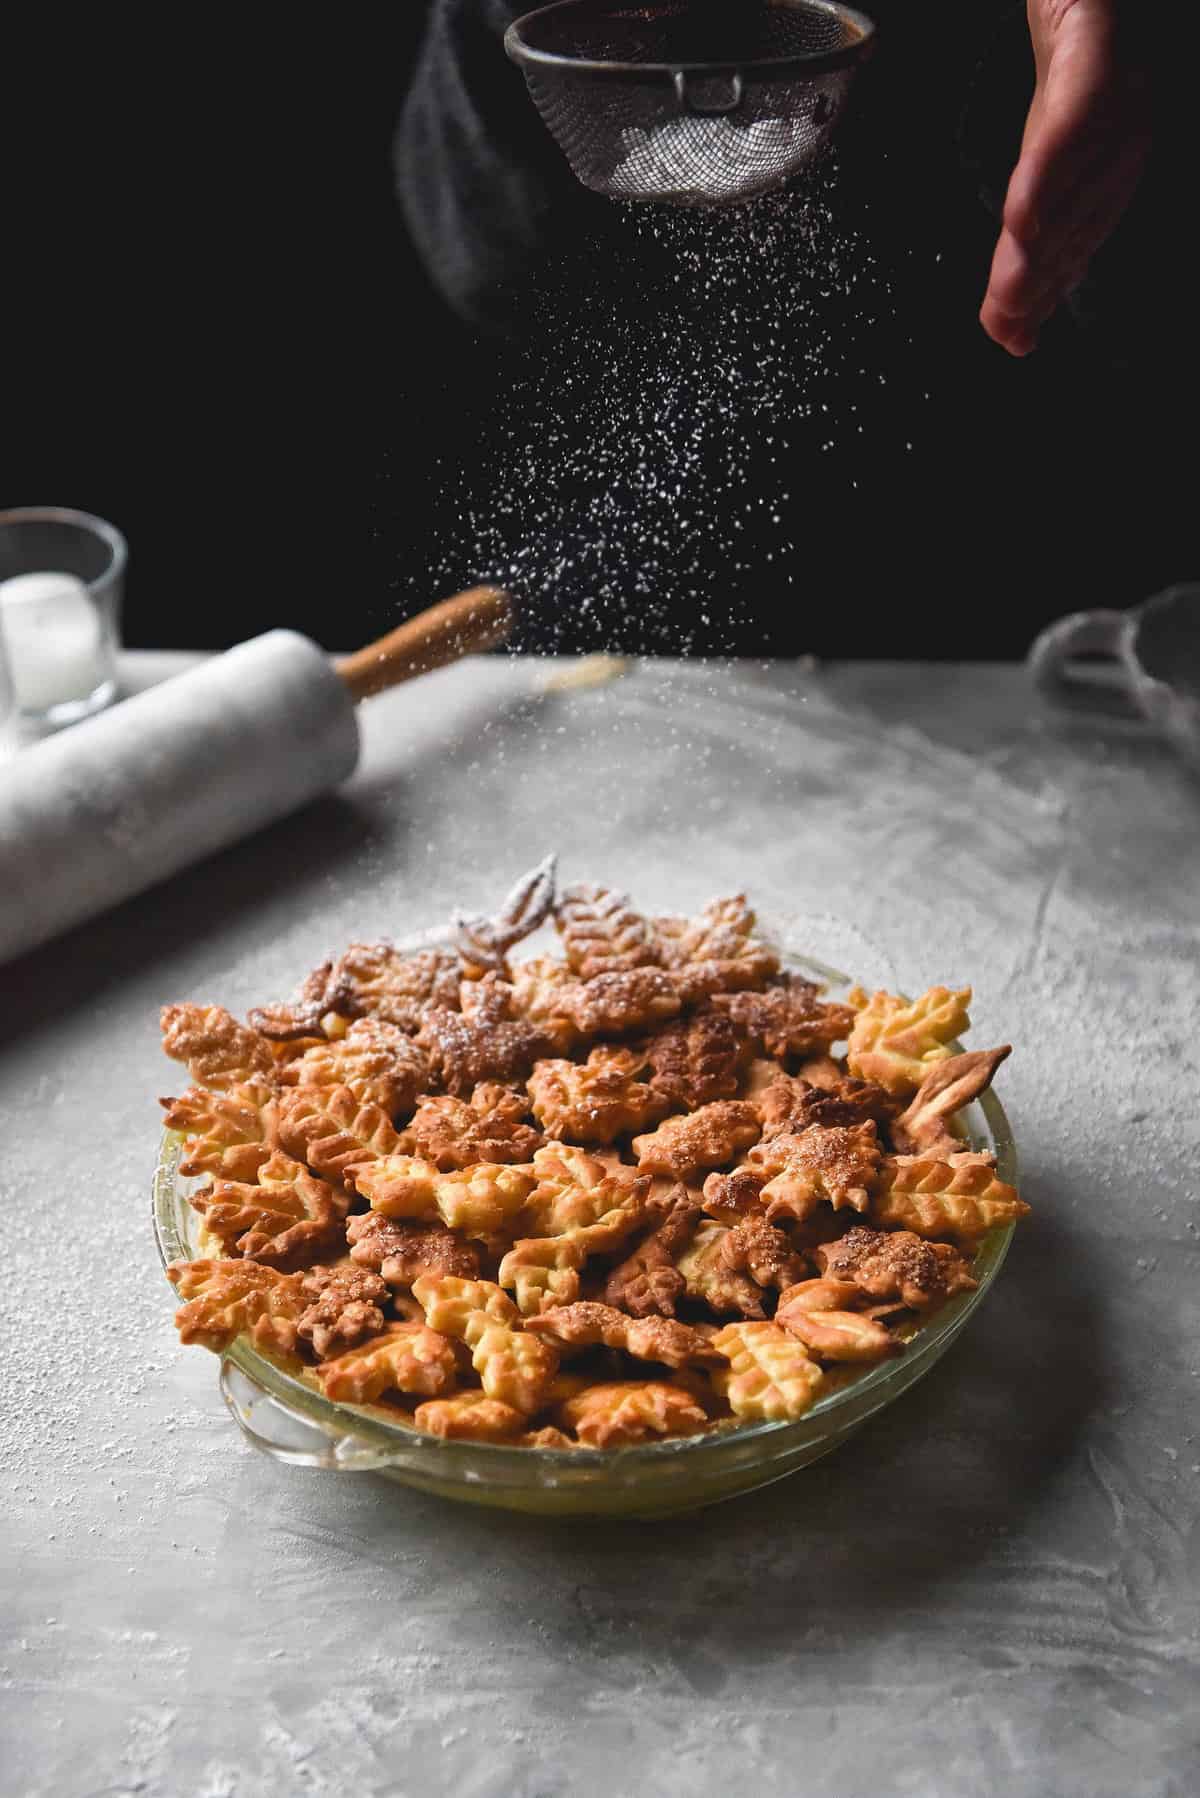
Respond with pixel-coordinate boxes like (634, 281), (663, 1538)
(980, 0), (1150, 357)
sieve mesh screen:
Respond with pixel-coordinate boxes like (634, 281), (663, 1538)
(507, 0), (875, 206)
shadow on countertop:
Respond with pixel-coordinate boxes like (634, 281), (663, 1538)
(0, 794), (382, 1046)
(262, 1197), (1104, 1676)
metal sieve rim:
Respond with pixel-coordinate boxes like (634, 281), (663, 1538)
(504, 0), (877, 83)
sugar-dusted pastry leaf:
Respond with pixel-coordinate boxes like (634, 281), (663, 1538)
(846, 985), (972, 1096)
(403, 1083), (544, 1170)
(700, 1166), (769, 1225)
(675, 1221), (767, 1319)
(890, 1046), (1011, 1157)
(317, 1321), (459, 1402)
(247, 954), (358, 1040)
(747, 1120), (882, 1222)
(416, 1003), (553, 1098)
(414, 1391), (527, 1441)
(452, 854), (558, 974)
(753, 1069), (898, 1135)
(633, 1100), (760, 1182)
(602, 1187), (701, 1317)
(556, 883), (661, 980)
(525, 1300), (721, 1369)
(711, 1321), (824, 1421)
(162, 1082), (277, 1183)
(506, 956), (583, 1054)
(274, 1083), (405, 1183)
(265, 942), (463, 1035)
(335, 942), (464, 1027)
(641, 1009), (746, 1111)
(563, 969), (681, 1038)
(279, 1018), (429, 1118)
(167, 1258), (307, 1357)
(160, 1004), (275, 1090)
(192, 1149), (348, 1269)
(411, 1275), (558, 1414)
(527, 1045), (667, 1144)
(557, 1380), (709, 1448)
(294, 1262), (389, 1360)
(346, 1212), (481, 1287)
(872, 1153), (1029, 1240)
(713, 977), (856, 1060)
(456, 969), (522, 1028)
(654, 894), (780, 1001)
(715, 1215), (805, 1292)
(816, 1225), (978, 1307)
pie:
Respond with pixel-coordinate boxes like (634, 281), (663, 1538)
(159, 863), (1028, 1449)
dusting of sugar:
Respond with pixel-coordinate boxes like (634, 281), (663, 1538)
(407, 162), (914, 655)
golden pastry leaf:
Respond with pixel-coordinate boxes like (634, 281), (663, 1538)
(873, 1154), (1029, 1240)
(557, 1380), (709, 1448)
(274, 1083), (405, 1183)
(525, 1300), (721, 1369)
(353, 1156), (536, 1239)
(675, 1221), (767, 1319)
(528, 1044), (667, 1144)
(633, 1100), (761, 1181)
(556, 883), (661, 980)
(317, 1321), (459, 1402)
(846, 985), (972, 1096)
(411, 1275), (558, 1413)
(167, 1258), (306, 1357)
(748, 1120), (882, 1221)
(160, 1003), (275, 1091)
(162, 1082), (277, 1183)
(891, 1046), (1011, 1156)
(192, 1149), (347, 1269)
(404, 1083), (544, 1170)
(414, 1391), (527, 1441)
(279, 1018), (429, 1118)
(711, 1320), (824, 1421)
(815, 1226), (978, 1308)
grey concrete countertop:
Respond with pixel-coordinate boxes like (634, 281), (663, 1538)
(1, 653), (1197, 1798)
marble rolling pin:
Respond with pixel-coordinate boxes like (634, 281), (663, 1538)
(0, 586), (511, 965)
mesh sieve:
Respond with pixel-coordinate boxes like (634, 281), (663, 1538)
(505, 0), (876, 207)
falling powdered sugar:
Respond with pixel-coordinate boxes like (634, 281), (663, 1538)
(397, 158), (914, 655)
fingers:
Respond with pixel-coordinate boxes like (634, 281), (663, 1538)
(980, 238), (1055, 356)
(979, 3), (1150, 357)
(980, 125), (1150, 354)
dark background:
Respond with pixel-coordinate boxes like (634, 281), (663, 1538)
(3, 4), (1193, 660)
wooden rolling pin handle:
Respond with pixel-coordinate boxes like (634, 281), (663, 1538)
(336, 585), (513, 702)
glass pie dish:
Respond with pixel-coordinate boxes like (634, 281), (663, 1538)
(152, 954), (1019, 1518)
